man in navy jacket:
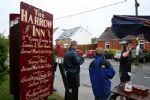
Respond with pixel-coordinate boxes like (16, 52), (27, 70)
(63, 41), (84, 100)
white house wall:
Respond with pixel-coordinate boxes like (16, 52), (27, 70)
(71, 28), (92, 45)
(53, 29), (64, 45)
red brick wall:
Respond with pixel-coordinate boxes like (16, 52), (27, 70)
(132, 40), (150, 50)
(97, 40), (150, 50)
(112, 40), (122, 50)
(97, 40), (122, 50)
(145, 41), (150, 50)
(97, 41), (105, 49)
(110, 40), (113, 49)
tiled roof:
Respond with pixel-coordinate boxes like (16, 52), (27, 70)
(57, 27), (80, 39)
(99, 27), (119, 41)
(99, 27), (144, 41)
(122, 35), (136, 40)
(53, 27), (59, 33)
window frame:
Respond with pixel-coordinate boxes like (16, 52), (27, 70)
(139, 40), (145, 49)
(105, 42), (110, 49)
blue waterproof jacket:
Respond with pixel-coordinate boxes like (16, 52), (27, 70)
(89, 55), (115, 98)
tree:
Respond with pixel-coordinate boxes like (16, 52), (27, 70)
(0, 34), (9, 84)
(91, 37), (98, 44)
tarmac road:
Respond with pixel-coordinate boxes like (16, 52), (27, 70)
(54, 58), (150, 100)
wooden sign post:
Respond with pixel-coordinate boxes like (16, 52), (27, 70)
(9, 2), (53, 100)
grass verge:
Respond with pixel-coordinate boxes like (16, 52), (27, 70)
(0, 75), (63, 100)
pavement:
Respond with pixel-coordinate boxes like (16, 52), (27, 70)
(54, 58), (150, 100)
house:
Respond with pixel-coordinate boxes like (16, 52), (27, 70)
(56, 26), (92, 47)
(53, 27), (64, 45)
(98, 27), (150, 50)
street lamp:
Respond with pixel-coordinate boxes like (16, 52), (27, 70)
(134, 0), (140, 65)
(135, 0), (140, 16)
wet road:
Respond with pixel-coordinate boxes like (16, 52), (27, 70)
(54, 58), (150, 100)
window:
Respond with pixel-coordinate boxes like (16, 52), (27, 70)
(63, 44), (69, 48)
(105, 42), (110, 49)
(139, 40), (145, 49)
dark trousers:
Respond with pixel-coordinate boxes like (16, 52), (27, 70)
(43, 97), (48, 100)
(65, 87), (79, 100)
(52, 62), (57, 89)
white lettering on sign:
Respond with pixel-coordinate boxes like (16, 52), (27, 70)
(21, 8), (52, 38)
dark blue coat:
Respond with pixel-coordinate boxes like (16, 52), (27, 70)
(63, 48), (84, 73)
(63, 47), (84, 88)
(89, 55), (115, 98)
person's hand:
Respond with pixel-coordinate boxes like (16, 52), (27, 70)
(129, 45), (133, 51)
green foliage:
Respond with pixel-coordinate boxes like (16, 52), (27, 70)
(105, 49), (117, 56)
(48, 93), (64, 100)
(143, 49), (150, 62)
(0, 75), (13, 100)
(0, 75), (63, 100)
(0, 34), (9, 84)
(91, 37), (97, 44)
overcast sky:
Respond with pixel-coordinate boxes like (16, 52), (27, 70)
(0, 0), (150, 37)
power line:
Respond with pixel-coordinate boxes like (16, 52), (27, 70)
(55, 0), (126, 20)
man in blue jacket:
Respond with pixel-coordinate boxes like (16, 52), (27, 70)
(89, 47), (115, 100)
(63, 41), (84, 100)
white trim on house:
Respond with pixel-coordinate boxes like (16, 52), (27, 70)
(139, 40), (145, 49)
(105, 42), (110, 49)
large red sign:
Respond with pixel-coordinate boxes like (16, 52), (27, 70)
(19, 2), (53, 100)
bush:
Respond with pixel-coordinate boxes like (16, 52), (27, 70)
(143, 49), (150, 62)
(105, 49), (117, 56)
(0, 34), (9, 84)
(104, 49), (117, 59)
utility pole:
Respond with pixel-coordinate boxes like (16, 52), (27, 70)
(134, 0), (140, 65)
(135, 0), (139, 16)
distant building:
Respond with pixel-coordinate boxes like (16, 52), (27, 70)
(53, 27), (64, 45)
(56, 26), (92, 48)
(98, 27), (150, 50)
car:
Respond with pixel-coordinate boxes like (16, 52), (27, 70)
(76, 49), (84, 56)
(138, 49), (150, 63)
(114, 50), (122, 61)
(83, 50), (95, 58)
(132, 49), (150, 63)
